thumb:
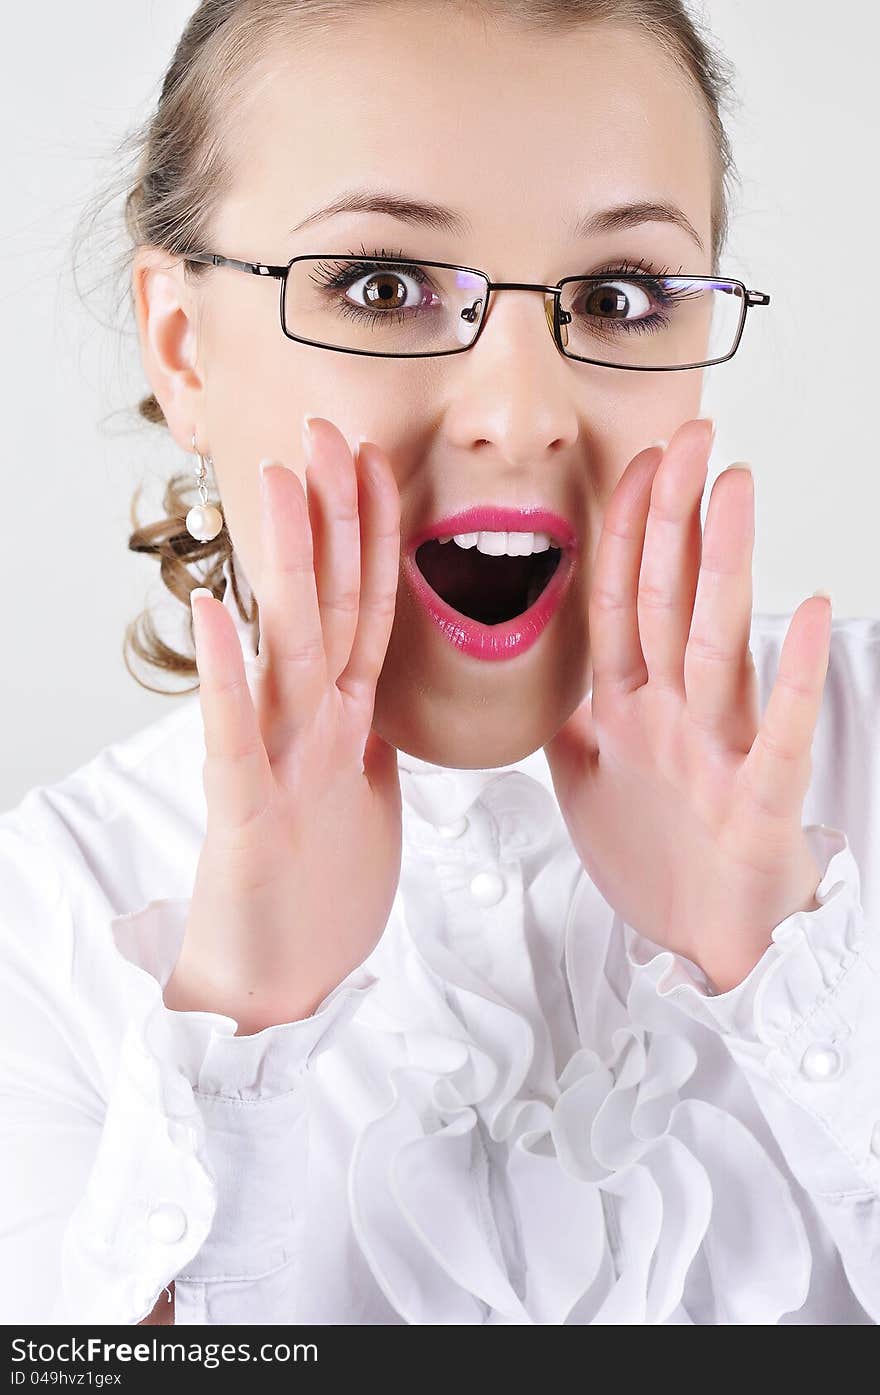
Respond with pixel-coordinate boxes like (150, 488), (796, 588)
(362, 725), (401, 799)
(544, 688), (598, 786)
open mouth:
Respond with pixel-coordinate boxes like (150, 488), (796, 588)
(413, 538), (564, 624)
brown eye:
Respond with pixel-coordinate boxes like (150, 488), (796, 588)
(577, 278), (654, 323)
(359, 270), (409, 310)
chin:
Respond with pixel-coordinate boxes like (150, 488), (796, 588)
(372, 629), (590, 768)
(373, 700), (550, 770)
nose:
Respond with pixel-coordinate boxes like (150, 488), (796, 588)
(479, 280), (565, 352)
(444, 286), (581, 469)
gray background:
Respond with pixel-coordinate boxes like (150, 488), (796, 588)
(1, 1), (877, 811)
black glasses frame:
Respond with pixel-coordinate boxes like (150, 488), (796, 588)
(182, 251), (771, 372)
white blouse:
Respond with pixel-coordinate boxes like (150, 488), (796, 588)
(2, 555), (879, 1326)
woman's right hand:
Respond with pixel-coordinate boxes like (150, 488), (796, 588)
(163, 417), (403, 1035)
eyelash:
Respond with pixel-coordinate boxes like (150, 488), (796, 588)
(309, 245), (691, 333)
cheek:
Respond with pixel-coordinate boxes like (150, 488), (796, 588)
(589, 379), (705, 510)
(204, 322), (395, 584)
(202, 297), (293, 471)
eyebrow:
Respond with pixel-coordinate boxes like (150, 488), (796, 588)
(289, 189), (705, 253)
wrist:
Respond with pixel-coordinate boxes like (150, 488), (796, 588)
(695, 838), (825, 995)
(163, 947), (323, 1033)
(699, 936), (773, 995)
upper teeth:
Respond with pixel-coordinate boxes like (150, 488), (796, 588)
(437, 530), (559, 556)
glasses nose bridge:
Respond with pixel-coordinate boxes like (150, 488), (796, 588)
(482, 279), (564, 348)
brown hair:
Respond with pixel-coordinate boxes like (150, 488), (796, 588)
(74, 0), (740, 694)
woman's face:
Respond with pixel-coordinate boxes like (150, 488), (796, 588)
(135, 7), (715, 768)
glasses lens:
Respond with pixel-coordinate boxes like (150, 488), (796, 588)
(284, 256), (489, 355)
(557, 275), (744, 368)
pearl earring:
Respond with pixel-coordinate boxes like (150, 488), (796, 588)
(185, 434), (225, 542)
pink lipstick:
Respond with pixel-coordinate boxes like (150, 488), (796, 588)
(403, 505), (577, 662)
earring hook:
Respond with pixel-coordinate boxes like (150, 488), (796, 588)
(186, 433), (224, 542)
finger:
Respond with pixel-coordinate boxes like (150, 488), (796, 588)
(736, 595), (832, 828)
(637, 417), (714, 693)
(191, 589), (274, 832)
(338, 439), (401, 702)
(587, 442), (664, 701)
(256, 456), (328, 735)
(684, 465), (759, 747)
(301, 417), (363, 684)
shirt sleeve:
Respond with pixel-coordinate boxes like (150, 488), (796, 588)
(624, 821), (880, 1321)
(0, 820), (378, 1325)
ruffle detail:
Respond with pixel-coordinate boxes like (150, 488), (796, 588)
(53, 894), (378, 1323)
(624, 822), (880, 1204)
(110, 896), (379, 1098)
(623, 825), (865, 1046)
(344, 842), (814, 1324)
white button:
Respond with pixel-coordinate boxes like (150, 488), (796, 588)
(437, 815), (469, 839)
(870, 1121), (880, 1158)
(799, 1042), (845, 1081)
(147, 1202), (188, 1243)
(469, 870), (506, 906)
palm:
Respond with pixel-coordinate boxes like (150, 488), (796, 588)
(544, 418), (831, 991)
(242, 661), (402, 967)
(547, 663), (767, 958)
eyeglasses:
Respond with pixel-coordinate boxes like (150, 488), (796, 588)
(183, 250), (770, 372)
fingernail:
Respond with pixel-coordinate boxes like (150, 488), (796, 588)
(812, 589), (832, 604)
(649, 438), (668, 451)
(190, 586), (213, 611)
(302, 415), (316, 466)
(258, 456), (277, 480)
(697, 414), (717, 445)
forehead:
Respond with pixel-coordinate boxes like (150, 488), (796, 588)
(221, 8), (713, 258)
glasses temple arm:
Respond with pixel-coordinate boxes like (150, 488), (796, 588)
(182, 252), (289, 280)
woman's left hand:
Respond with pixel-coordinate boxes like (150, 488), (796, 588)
(543, 417), (832, 994)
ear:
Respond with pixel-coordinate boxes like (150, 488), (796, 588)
(132, 247), (204, 451)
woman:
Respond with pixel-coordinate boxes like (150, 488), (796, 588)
(2, 0), (878, 1325)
